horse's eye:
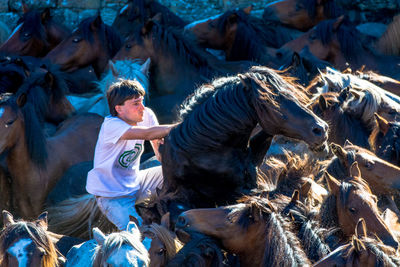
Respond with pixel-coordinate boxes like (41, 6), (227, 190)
(125, 43), (132, 49)
(23, 32), (31, 38)
(5, 120), (15, 128)
(72, 37), (81, 43)
(295, 3), (305, 11)
(349, 207), (356, 213)
(365, 161), (374, 170)
(309, 32), (317, 41)
(388, 109), (397, 115)
(157, 248), (166, 255)
(209, 21), (216, 28)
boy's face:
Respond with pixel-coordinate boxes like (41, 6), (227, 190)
(116, 96), (145, 125)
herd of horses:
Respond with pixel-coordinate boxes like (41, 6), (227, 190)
(1, 0), (400, 266)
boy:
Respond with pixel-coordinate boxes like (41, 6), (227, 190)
(86, 79), (175, 230)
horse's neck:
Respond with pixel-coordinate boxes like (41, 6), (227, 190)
(238, 222), (268, 267)
(333, 111), (370, 148)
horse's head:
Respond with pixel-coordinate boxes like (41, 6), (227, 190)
(175, 196), (275, 253)
(0, 210), (59, 267)
(0, 94), (23, 155)
(92, 222), (150, 267)
(141, 222), (182, 267)
(325, 162), (399, 249)
(185, 7), (252, 50)
(46, 15), (121, 77)
(262, 0), (342, 31)
(314, 218), (400, 267)
(247, 68), (328, 153)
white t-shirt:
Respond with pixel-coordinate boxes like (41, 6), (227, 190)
(86, 107), (159, 197)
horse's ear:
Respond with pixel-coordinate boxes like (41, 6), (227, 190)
(41, 8), (51, 24)
(238, 73), (252, 90)
(333, 15), (345, 32)
(318, 95), (328, 111)
(338, 87), (349, 102)
(126, 221), (139, 234)
(142, 20), (155, 35)
(300, 180), (312, 198)
(22, 3), (29, 13)
(325, 172), (340, 196)
(330, 143), (347, 162)
(160, 212), (170, 229)
(37, 211), (48, 230)
(91, 15), (103, 30)
(349, 161), (361, 178)
(45, 71), (55, 88)
(108, 60), (118, 78)
(289, 190), (300, 204)
(243, 5), (253, 15)
(344, 139), (353, 147)
(151, 12), (162, 23)
(2, 210), (14, 226)
(140, 58), (151, 75)
(291, 52), (301, 67)
(374, 113), (390, 135)
(93, 227), (106, 245)
(16, 92), (27, 108)
(355, 218), (367, 239)
(227, 13), (238, 27)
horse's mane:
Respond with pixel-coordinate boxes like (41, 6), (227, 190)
(166, 232), (225, 267)
(0, 221), (59, 267)
(315, 18), (364, 63)
(126, 0), (186, 27)
(235, 196), (311, 266)
(93, 230), (149, 267)
(300, 0), (342, 19)
(339, 236), (400, 266)
(141, 223), (182, 261)
(137, 22), (215, 78)
(77, 16), (122, 58)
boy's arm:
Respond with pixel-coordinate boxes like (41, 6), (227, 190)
(119, 124), (176, 141)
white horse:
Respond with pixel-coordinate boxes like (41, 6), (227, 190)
(66, 58), (151, 117)
(66, 222), (149, 267)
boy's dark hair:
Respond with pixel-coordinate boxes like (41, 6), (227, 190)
(107, 79), (145, 116)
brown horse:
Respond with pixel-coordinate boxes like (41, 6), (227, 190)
(0, 93), (102, 219)
(175, 195), (311, 267)
(112, 0), (187, 38)
(0, 5), (69, 57)
(184, 7), (300, 66)
(0, 211), (61, 267)
(262, 0), (342, 31)
(320, 162), (398, 249)
(281, 16), (400, 79)
(45, 15), (122, 78)
(314, 218), (400, 266)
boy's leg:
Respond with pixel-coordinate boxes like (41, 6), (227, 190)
(136, 166), (163, 203)
(96, 195), (143, 230)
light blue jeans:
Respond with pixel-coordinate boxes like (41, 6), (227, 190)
(96, 166), (163, 230)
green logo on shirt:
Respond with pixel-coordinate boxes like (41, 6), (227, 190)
(118, 144), (143, 168)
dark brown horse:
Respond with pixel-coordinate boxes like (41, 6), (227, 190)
(159, 68), (328, 217)
(0, 93), (102, 219)
(45, 15), (122, 78)
(320, 162), (398, 249)
(175, 195), (312, 267)
(0, 5), (69, 57)
(184, 7), (301, 66)
(281, 16), (400, 79)
(114, 20), (254, 123)
(262, 0), (342, 31)
(314, 218), (400, 267)
(112, 0), (187, 38)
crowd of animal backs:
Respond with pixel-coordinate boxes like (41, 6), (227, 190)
(1, 0), (400, 265)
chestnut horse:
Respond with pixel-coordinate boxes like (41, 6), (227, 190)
(175, 195), (311, 267)
(45, 15), (122, 78)
(314, 218), (400, 266)
(320, 162), (398, 249)
(0, 93), (102, 219)
(159, 67), (328, 217)
(0, 5), (69, 57)
(262, 0), (342, 31)
(112, 0), (186, 38)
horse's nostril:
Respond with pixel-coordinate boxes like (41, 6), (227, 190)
(312, 127), (322, 136)
(276, 51), (283, 58)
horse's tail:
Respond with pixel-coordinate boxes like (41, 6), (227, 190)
(377, 15), (400, 56)
(47, 194), (116, 239)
